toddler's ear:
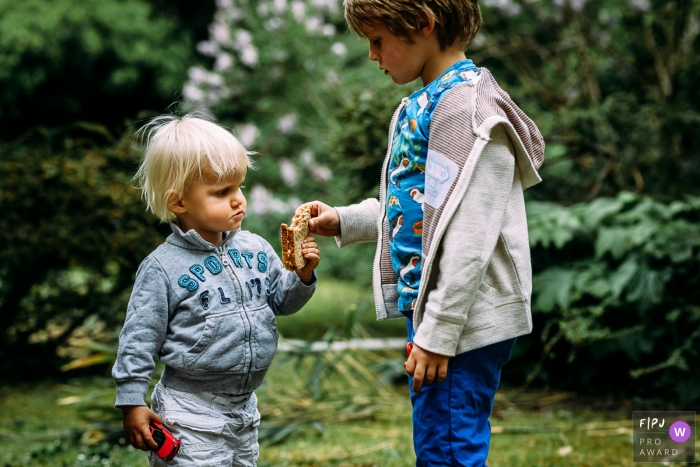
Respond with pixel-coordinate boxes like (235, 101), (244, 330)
(166, 190), (186, 214)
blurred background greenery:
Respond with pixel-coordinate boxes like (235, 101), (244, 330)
(1, 0), (699, 465)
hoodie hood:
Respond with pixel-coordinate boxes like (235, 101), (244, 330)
(471, 68), (545, 189)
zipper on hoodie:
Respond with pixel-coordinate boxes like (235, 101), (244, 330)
(373, 97), (408, 319)
(218, 244), (246, 310)
(218, 242), (254, 390)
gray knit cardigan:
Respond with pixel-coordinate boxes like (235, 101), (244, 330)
(335, 69), (545, 356)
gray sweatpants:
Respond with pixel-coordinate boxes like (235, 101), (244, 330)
(149, 381), (260, 466)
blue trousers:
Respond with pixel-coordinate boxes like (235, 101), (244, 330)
(407, 320), (516, 467)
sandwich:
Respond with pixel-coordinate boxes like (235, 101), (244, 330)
(280, 206), (311, 271)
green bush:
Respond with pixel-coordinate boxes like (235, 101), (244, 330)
(475, 0), (700, 202)
(0, 124), (167, 376)
(0, 0), (195, 135)
(514, 193), (700, 404)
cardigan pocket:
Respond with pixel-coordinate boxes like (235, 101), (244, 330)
(464, 282), (497, 334)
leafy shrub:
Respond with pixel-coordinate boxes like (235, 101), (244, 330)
(0, 0), (196, 135)
(514, 193), (700, 405)
(476, 0), (700, 202)
(0, 124), (167, 376)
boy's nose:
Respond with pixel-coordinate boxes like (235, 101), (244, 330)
(368, 48), (379, 62)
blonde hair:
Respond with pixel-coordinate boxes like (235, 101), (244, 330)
(133, 114), (254, 222)
(344, 0), (481, 51)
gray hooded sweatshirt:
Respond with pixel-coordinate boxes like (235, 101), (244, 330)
(112, 223), (316, 407)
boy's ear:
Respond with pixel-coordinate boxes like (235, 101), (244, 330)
(166, 190), (186, 214)
(418, 10), (436, 37)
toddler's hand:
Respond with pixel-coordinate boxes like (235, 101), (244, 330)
(404, 343), (450, 393)
(295, 236), (320, 285)
(299, 201), (340, 237)
(121, 405), (163, 451)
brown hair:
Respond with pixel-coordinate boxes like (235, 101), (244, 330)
(344, 0), (481, 51)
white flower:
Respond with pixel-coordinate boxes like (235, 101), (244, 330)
(569, 0), (587, 11)
(287, 197), (302, 212)
(188, 66), (207, 83)
(278, 114), (297, 134)
(197, 41), (219, 57)
(321, 24), (336, 37)
(291, 1), (306, 20)
(234, 30), (258, 67)
(234, 29), (254, 46)
(183, 83), (205, 102)
(206, 88), (228, 104)
(215, 53), (233, 71)
(311, 166), (332, 182)
(305, 16), (323, 33)
(217, 4), (243, 21)
(204, 72), (224, 86)
(300, 149), (314, 166)
(210, 23), (230, 45)
(331, 42), (347, 56)
(249, 185), (288, 215)
(266, 18), (284, 30)
(240, 45), (259, 67)
(235, 123), (259, 147)
(630, 0), (650, 11)
(310, 0), (339, 13)
(481, 0), (521, 15)
(279, 158), (299, 187)
(272, 0), (287, 14)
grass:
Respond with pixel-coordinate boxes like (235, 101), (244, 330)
(275, 279), (405, 339)
(1, 279), (697, 466)
(0, 372), (656, 467)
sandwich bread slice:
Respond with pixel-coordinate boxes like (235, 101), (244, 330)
(280, 206), (311, 271)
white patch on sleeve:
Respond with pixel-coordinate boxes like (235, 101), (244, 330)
(425, 149), (459, 208)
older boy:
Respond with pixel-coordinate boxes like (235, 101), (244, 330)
(113, 115), (319, 466)
(303, 0), (545, 465)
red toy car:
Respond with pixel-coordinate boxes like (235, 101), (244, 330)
(149, 421), (180, 461)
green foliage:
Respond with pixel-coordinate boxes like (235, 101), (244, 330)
(520, 193), (700, 404)
(474, 0), (700, 202)
(0, 0), (196, 135)
(0, 124), (168, 376)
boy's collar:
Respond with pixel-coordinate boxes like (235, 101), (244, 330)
(410, 59), (477, 98)
(167, 222), (238, 250)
